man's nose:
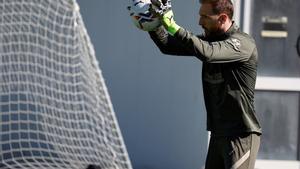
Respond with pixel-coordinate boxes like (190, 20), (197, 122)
(199, 18), (203, 26)
(199, 16), (204, 26)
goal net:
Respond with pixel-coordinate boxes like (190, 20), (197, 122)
(0, 0), (132, 169)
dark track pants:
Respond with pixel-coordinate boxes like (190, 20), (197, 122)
(205, 133), (260, 169)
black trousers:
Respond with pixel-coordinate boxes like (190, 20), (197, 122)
(205, 133), (260, 169)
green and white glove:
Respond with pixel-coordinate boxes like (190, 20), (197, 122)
(150, 0), (181, 36)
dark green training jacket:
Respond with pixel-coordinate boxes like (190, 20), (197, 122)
(149, 23), (262, 136)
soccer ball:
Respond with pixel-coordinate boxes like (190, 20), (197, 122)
(128, 0), (161, 31)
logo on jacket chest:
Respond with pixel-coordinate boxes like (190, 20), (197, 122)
(229, 38), (241, 51)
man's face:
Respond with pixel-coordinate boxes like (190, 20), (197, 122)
(199, 3), (222, 36)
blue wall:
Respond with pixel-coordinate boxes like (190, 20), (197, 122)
(77, 1), (208, 169)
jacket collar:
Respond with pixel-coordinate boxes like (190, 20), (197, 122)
(224, 22), (239, 36)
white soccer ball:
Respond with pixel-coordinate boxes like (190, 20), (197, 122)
(129, 0), (161, 31)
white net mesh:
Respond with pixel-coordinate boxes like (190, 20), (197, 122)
(0, 0), (132, 168)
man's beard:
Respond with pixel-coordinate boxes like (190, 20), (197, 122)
(204, 27), (223, 37)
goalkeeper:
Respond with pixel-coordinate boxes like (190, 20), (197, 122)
(147, 0), (262, 169)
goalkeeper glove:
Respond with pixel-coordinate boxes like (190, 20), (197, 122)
(150, 0), (181, 36)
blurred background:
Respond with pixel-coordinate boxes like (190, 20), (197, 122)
(77, 0), (300, 169)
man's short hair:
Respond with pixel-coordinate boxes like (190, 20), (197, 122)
(200, 0), (234, 20)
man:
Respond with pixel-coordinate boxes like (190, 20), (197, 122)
(147, 0), (262, 168)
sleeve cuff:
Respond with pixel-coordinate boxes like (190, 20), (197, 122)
(167, 23), (181, 36)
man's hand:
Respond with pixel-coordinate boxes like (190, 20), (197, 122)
(150, 0), (180, 36)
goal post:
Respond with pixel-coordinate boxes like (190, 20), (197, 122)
(0, 0), (132, 169)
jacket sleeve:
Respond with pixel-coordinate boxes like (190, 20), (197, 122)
(174, 28), (256, 63)
(149, 26), (194, 56)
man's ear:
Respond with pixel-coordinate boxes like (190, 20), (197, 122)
(218, 14), (227, 24)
